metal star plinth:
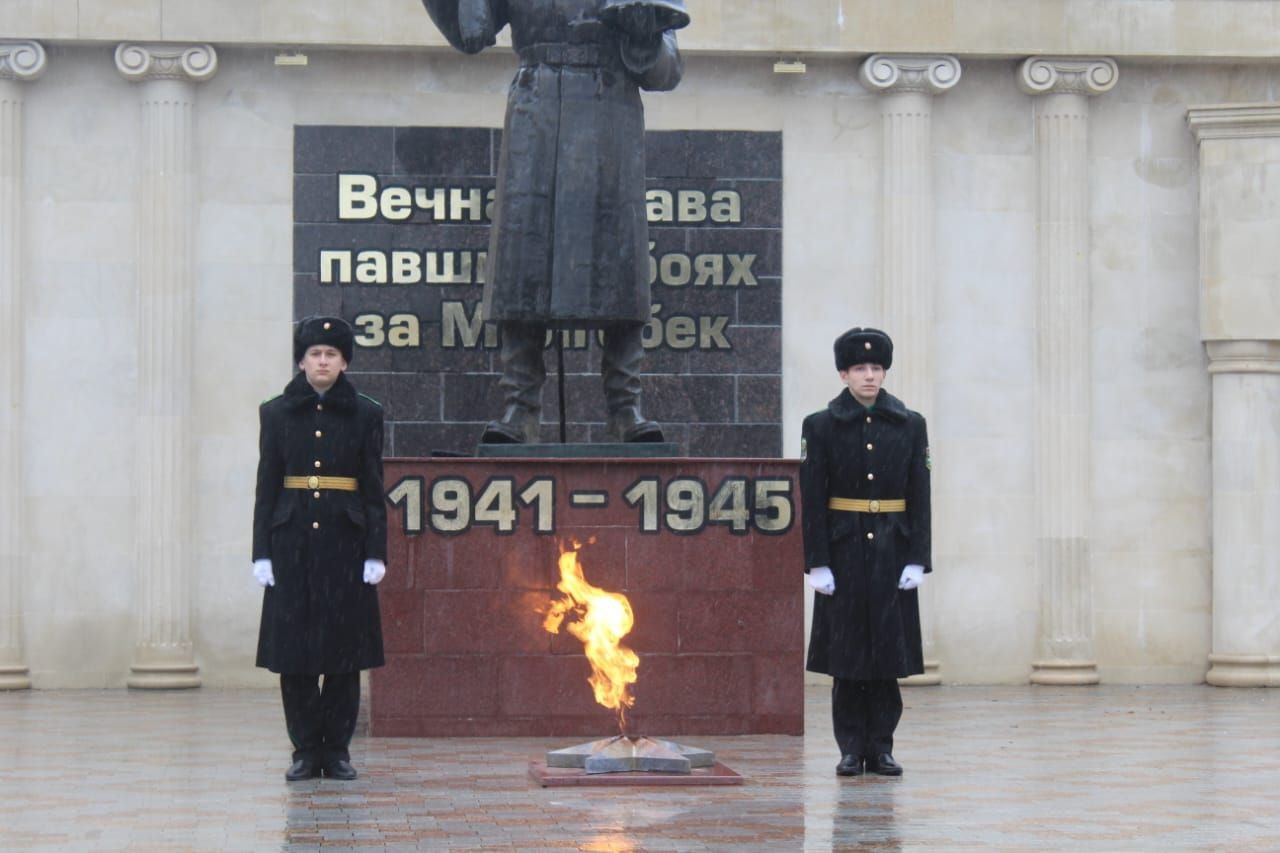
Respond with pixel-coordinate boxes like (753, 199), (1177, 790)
(547, 735), (714, 774)
(530, 736), (742, 787)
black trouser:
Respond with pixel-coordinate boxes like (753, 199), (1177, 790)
(831, 677), (903, 759)
(280, 672), (360, 765)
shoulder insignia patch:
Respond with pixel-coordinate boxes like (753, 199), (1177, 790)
(925, 446), (932, 471)
(800, 437), (807, 461)
(358, 393), (383, 407)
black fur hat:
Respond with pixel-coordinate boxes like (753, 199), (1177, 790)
(294, 316), (355, 364)
(833, 327), (893, 371)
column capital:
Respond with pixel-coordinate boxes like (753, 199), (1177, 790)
(1205, 339), (1280, 374)
(1187, 103), (1280, 142)
(114, 43), (218, 83)
(1018, 57), (1118, 97)
(859, 54), (961, 96)
(0, 40), (47, 82)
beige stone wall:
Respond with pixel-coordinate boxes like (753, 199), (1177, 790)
(5, 4), (1278, 686)
(1086, 66), (1213, 684)
(22, 48), (140, 687)
(5, 0), (1280, 58)
(21, 46), (567, 686)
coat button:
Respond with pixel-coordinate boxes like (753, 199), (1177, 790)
(866, 532), (875, 540)
(316, 404), (323, 411)
(865, 416), (871, 424)
(867, 473), (875, 481)
(315, 430), (322, 438)
(312, 522), (320, 530)
(314, 460), (322, 469)
(313, 491), (321, 499)
(866, 443), (873, 451)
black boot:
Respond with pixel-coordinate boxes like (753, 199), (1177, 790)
(285, 758), (320, 781)
(481, 323), (546, 444)
(323, 759), (358, 781)
(607, 406), (664, 443)
(865, 753), (903, 776)
(836, 754), (863, 777)
(481, 403), (540, 444)
(601, 324), (663, 442)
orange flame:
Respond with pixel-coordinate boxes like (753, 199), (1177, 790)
(543, 541), (639, 733)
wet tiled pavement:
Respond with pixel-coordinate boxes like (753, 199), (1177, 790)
(2, 684), (1278, 850)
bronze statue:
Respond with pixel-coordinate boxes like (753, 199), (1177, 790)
(420, 0), (688, 444)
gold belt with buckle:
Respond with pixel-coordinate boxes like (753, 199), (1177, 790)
(827, 497), (906, 513)
(284, 476), (359, 492)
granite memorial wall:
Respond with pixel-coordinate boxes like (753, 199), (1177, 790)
(294, 126), (783, 457)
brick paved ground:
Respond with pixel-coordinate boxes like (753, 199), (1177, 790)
(2, 684), (1278, 850)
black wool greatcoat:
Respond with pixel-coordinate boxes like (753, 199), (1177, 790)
(800, 388), (931, 680)
(253, 372), (386, 675)
(422, 0), (683, 327)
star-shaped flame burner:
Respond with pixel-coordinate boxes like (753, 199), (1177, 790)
(547, 736), (714, 774)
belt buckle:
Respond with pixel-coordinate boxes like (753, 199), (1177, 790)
(307, 475), (320, 490)
(868, 499), (881, 513)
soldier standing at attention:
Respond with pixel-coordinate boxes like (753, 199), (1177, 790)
(252, 317), (387, 782)
(800, 328), (932, 778)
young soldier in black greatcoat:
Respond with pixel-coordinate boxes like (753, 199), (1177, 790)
(251, 317), (387, 781)
(800, 327), (932, 777)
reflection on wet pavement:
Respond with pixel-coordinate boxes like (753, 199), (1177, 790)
(1, 684), (1277, 849)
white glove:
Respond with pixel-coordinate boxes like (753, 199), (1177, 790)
(253, 558), (275, 588)
(899, 564), (925, 590)
(806, 566), (836, 596)
(363, 559), (386, 585)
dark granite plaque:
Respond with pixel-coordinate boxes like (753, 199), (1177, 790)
(293, 127), (783, 457)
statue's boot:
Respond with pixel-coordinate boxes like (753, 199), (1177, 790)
(481, 323), (545, 444)
(602, 324), (664, 443)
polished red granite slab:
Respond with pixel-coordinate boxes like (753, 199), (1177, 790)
(371, 457), (804, 737)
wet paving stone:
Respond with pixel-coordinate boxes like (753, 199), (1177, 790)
(0, 685), (1278, 849)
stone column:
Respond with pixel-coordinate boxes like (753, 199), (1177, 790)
(0, 41), (46, 691)
(859, 55), (961, 686)
(116, 43), (217, 689)
(1188, 105), (1280, 688)
(1018, 57), (1117, 685)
